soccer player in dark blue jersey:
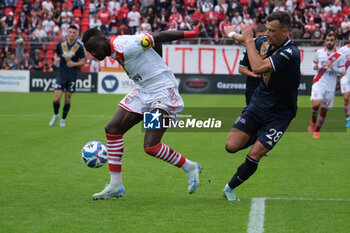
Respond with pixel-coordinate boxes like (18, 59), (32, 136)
(49, 25), (86, 127)
(222, 12), (301, 201)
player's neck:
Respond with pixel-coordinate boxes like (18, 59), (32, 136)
(67, 38), (76, 45)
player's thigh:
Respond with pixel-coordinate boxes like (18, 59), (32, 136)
(66, 77), (77, 93)
(149, 87), (184, 116)
(225, 128), (251, 152)
(144, 108), (169, 148)
(321, 91), (335, 109)
(105, 107), (143, 135)
(341, 77), (350, 97)
(310, 85), (324, 103)
(258, 116), (293, 151)
(226, 110), (261, 151)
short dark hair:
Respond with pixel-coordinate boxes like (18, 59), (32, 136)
(326, 33), (336, 39)
(82, 28), (104, 44)
(266, 11), (291, 29)
(69, 25), (78, 31)
(256, 24), (266, 33)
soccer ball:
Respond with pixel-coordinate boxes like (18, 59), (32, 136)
(81, 141), (108, 168)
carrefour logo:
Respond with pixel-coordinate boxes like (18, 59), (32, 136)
(102, 75), (119, 92)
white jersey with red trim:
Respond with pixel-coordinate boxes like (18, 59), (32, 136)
(110, 33), (177, 91)
(339, 44), (350, 77)
(312, 48), (344, 91)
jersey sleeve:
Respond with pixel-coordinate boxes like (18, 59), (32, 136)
(78, 43), (86, 60)
(333, 53), (346, 75)
(239, 49), (249, 67)
(55, 43), (61, 56)
(122, 33), (155, 59)
(313, 50), (319, 64)
(269, 46), (300, 72)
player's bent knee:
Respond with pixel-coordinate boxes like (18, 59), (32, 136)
(225, 143), (239, 154)
(105, 124), (122, 135)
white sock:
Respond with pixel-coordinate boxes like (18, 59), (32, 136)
(110, 172), (122, 185)
(182, 159), (193, 171)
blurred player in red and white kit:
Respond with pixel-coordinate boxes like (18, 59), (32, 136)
(339, 44), (350, 128)
(82, 22), (202, 200)
(308, 33), (346, 138)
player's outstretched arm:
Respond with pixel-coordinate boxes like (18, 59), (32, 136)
(152, 21), (202, 44)
(224, 25), (246, 46)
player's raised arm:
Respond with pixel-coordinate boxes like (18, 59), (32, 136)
(241, 23), (273, 74)
(152, 21), (202, 44)
(224, 25), (246, 45)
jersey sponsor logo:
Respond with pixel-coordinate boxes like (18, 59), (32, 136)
(131, 74), (142, 83)
(102, 75), (119, 92)
(143, 110), (162, 129)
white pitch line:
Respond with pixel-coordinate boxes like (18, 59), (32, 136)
(247, 198), (266, 233)
(247, 197), (350, 233)
(267, 197), (350, 202)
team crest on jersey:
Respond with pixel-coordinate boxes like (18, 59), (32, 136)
(125, 96), (134, 104)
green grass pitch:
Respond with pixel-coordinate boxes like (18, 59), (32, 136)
(0, 92), (349, 233)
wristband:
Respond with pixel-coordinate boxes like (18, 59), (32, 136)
(228, 31), (236, 38)
(183, 27), (200, 38)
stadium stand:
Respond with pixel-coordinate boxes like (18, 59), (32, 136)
(0, 0), (349, 71)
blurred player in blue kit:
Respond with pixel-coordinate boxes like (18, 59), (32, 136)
(49, 25), (86, 127)
(222, 12), (301, 201)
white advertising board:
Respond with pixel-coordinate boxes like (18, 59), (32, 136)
(0, 70), (30, 92)
(98, 72), (137, 94)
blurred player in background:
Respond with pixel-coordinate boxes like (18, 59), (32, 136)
(49, 25), (86, 127)
(339, 44), (350, 127)
(235, 24), (267, 105)
(82, 22), (202, 200)
(308, 33), (345, 138)
(222, 12), (300, 201)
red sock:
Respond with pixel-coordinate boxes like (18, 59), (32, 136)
(106, 134), (123, 172)
(144, 142), (186, 168)
(311, 106), (319, 124)
(343, 102), (350, 118)
(315, 112), (327, 132)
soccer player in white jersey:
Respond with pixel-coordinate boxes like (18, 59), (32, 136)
(339, 44), (350, 127)
(82, 23), (202, 200)
(308, 33), (346, 138)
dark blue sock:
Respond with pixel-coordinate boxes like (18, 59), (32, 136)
(62, 103), (71, 119)
(53, 101), (60, 115)
(228, 155), (259, 189)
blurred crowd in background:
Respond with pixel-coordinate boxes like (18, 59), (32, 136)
(0, 0), (349, 71)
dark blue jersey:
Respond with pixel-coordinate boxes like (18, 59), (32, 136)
(239, 48), (262, 91)
(247, 36), (301, 117)
(55, 39), (85, 78)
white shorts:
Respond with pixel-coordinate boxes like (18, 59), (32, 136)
(119, 87), (184, 117)
(310, 84), (335, 109)
(340, 75), (350, 94)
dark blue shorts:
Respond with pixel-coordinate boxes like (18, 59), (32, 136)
(233, 109), (293, 150)
(55, 75), (77, 92)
